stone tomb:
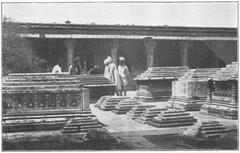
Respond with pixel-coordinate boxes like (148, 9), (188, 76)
(200, 62), (238, 119)
(135, 107), (168, 124)
(134, 66), (189, 101)
(148, 110), (197, 128)
(112, 99), (141, 114)
(183, 121), (231, 140)
(97, 96), (130, 111)
(168, 68), (220, 111)
(61, 116), (105, 134)
(4, 73), (116, 102)
(126, 104), (156, 119)
(2, 73), (107, 133)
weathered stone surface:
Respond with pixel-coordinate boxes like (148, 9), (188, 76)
(2, 110), (94, 133)
(135, 66), (189, 100)
(135, 107), (168, 124)
(168, 68), (220, 111)
(148, 110), (197, 128)
(200, 62), (238, 119)
(3, 73), (116, 101)
(183, 121), (231, 140)
(95, 96), (130, 111)
(126, 104), (155, 119)
(61, 116), (105, 134)
(112, 99), (140, 114)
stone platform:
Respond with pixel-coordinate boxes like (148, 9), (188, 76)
(148, 110), (197, 128)
(183, 121), (231, 140)
(3, 109), (94, 133)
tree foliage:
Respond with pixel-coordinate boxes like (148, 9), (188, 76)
(2, 17), (46, 75)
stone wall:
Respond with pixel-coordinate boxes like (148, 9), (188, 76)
(172, 80), (208, 99)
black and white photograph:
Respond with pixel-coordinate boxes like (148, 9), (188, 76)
(1, 1), (238, 151)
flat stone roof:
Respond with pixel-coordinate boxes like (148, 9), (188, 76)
(4, 22), (237, 41)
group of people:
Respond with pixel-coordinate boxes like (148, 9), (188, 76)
(104, 56), (130, 96)
(52, 56), (130, 96)
(52, 57), (84, 74)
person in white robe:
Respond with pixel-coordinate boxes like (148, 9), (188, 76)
(105, 56), (121, 95)
(52, 64), (62, 73)
(104, 58), (110, 79)
(118, 57), (130, 96)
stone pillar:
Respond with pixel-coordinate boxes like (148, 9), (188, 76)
(144, 38), (156, 67)
(179, 41), (189, 66)
(64, 39), (76, 68)
(207, 80), (213, 102)
(110, 39), (119, 65)
(82, 88), (90, 110)
(34, 94), (38, 109)
(231, 81), (237, 105)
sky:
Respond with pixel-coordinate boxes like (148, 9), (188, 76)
(2, 2), (238, 27)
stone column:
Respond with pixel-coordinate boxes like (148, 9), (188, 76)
(207, 80), (213, 102)
(179, 41), (189, 66)
(110, 39), (119, 65)
(81, 88), (90, 110)
(144, 38), (156, 67)
(64, 39), (76, 68)
(34, 94), (38, 109)
(231, 81), (237, 105)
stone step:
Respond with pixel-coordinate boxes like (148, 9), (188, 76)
(3, 110), (92, 117)
(67, 121), (101, 127)
(3, 121), (66, 133)
(163, 110), (186, 114)
(201, 129), (230, 134)
(148, 121), (195, 128)
(62, 126), (79, 130)
(70, 117), (96, 122)
(202, 121), (220, 124)
(143, 111), (162, 115)
(202, 123), (222, 127)
(204, 133), (222, 139)
(128, 110), (145, 114)
(141, 114), (159, 118)
(4, 114), (95, 121)
(201, 125), (225, 130)
(80, 124), (103, 129)
(135, 118), (150, 124)
(160, 112), (190, 118)
(161, 115), (194, 120)
(152, 117), (197, 124)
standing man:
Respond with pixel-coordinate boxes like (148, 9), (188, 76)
(105, 56), (121, 95)
(104, 58), (110, 79)
(118, 57), (130, 96)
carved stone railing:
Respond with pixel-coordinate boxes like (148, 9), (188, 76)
(200, 62), (238, 119)
(2, 85), (89, 114)
(2, 73), (116, 114)
(3, 73), (115, 104)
